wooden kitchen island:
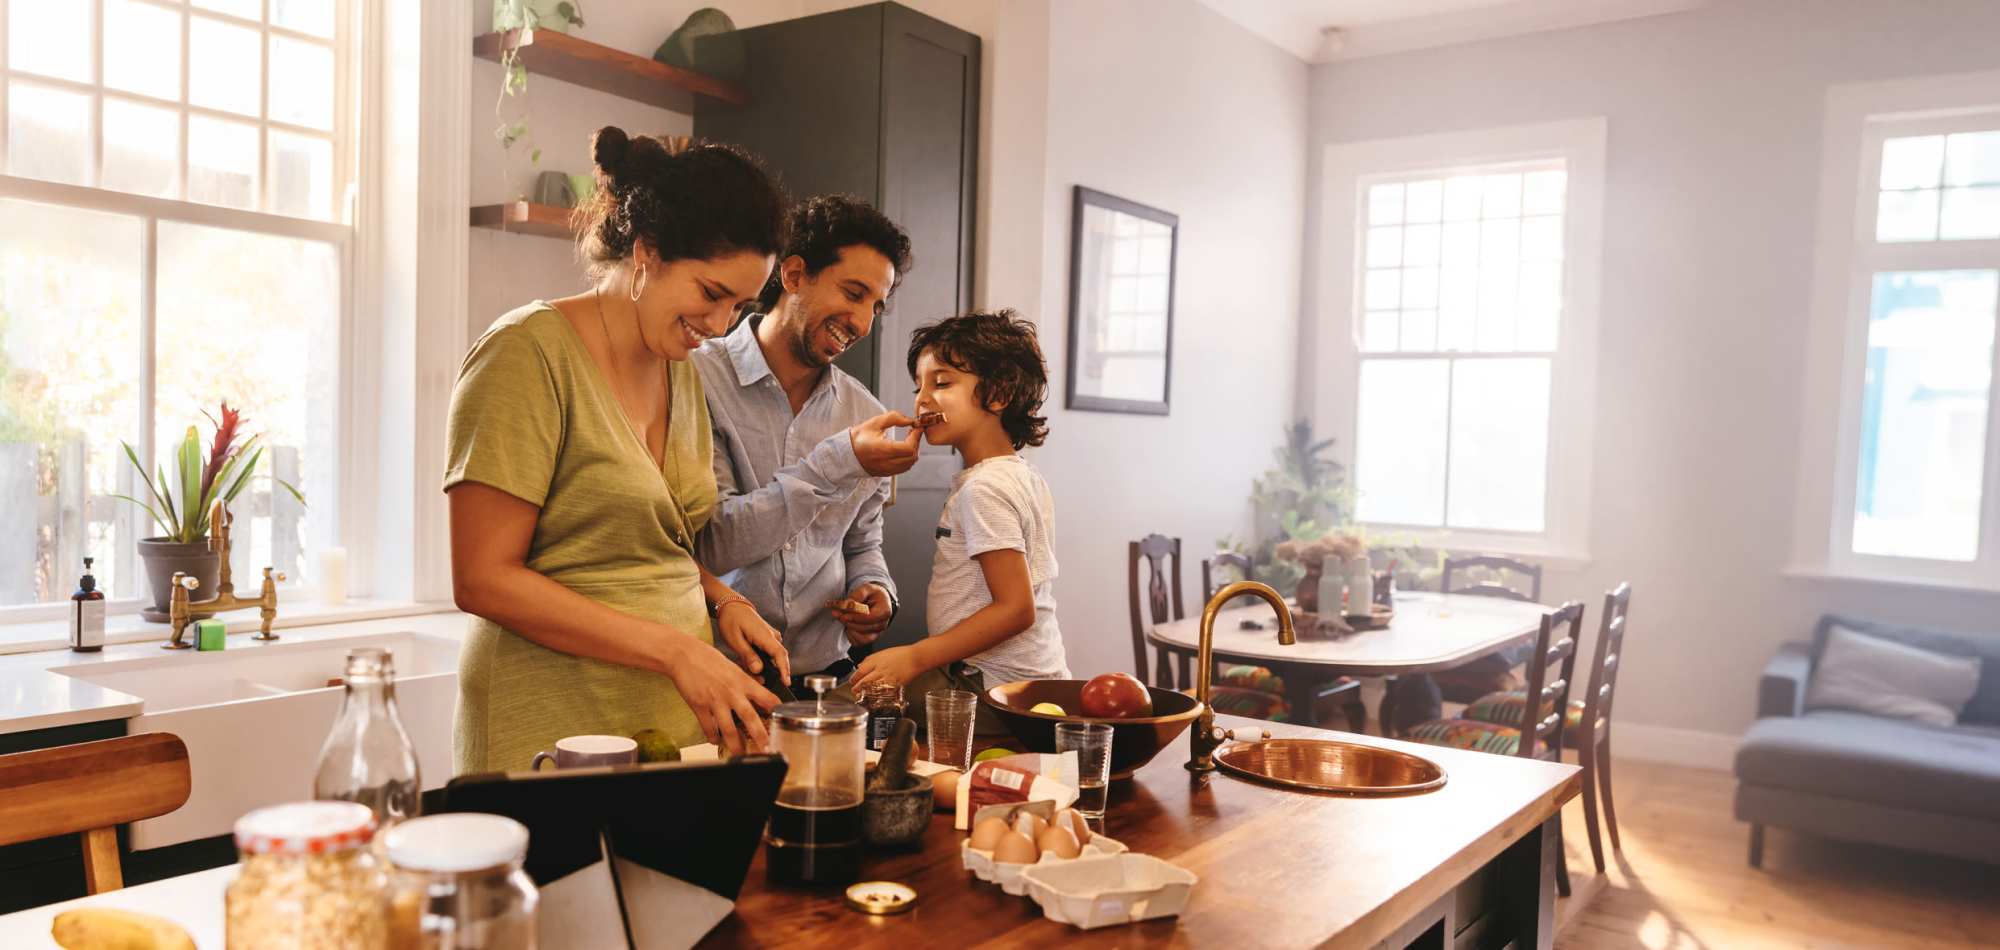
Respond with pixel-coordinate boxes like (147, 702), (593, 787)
(713, 714), (1580, 949)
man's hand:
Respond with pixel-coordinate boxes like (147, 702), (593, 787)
(831, 583), (894, 646)
(850, 644), (928, 691)
(850, 411), (922, 477)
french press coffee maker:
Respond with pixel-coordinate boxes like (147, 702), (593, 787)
(764, 675), (867, 885)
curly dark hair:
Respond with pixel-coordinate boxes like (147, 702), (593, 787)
(906, 310), (1050, 450)
(575, 127), (788, 273)
(760, 194), (914, 309)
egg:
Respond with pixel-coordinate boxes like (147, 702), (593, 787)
(992, 831), (1039, 865)
(932, 770), (960, 812)
(1037, 824), (1080, 860)
(1012, 812), (1048, 840)
(969, 816), (1010, 852)
(1053, 808), (1091, 845)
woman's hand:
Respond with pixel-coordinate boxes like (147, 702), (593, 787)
(716, 599), (791, 683)
(660, 635), (779, 756)
(850, 643), (929, 691)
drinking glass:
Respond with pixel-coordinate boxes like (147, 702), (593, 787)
(925, 689), (978, 772)
(1055, 721), (1113, 818)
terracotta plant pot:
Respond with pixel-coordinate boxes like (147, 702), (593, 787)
(1294, 559), (1324, 614)
(137, 538), (220, 623)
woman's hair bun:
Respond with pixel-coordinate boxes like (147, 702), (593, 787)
(590, 126), (633, 180)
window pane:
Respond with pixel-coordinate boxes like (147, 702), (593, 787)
(1402, 266), (1439, 310)
(1482, 174), (1522, 218)
(105, 0), (183, 99)
(102, 99), (181, 199)
(1945, 131), (2000, 187)
(190, 15), (262, 116)
(189, 115), (260, 209)
(1400, 310), (1437, 352)
(157, 223), (340, 584)
(1403, 224), (1441, 267)
(1939, 186), (2000, 241)
(192, 0), (261, 19)
(1447, 358), (1551, 532)
(270, 36), (335, 131)
(8, 0), (92, 82)
(1522, 169), (1567, 216)
(1362, 311), (1397, 353)
(1367, 227), (1402, 269)
(270, 131), (334, 219)
(1521, 216), (1564, 260)
(1852, 270), (1997, 562)
(1364, 269), (1401, 311)
(273, 0), (337, 37)
(1356, 360), (1449, 526)
(1404, 180), (1443, 223)
(1877, 188), (1940, 243)
(1368, 183), (1404, 225)
(7, 83), (93, 186)
(1442, 176), (1482, 221)
(1881, 135), (1945, 190)
(0, 200), (146, 605)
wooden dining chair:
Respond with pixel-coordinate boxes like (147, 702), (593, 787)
(1432, 554), (1546, 704)
(1574, 583), (1632, 874)
(1128, 534), (1187, 689)
(1407, 601), (1584, 895)
(0, 733), (192, 894)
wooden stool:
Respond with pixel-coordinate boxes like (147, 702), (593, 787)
(0, 733), (192, 893)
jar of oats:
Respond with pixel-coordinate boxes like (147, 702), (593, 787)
(227, 801), (390, 949)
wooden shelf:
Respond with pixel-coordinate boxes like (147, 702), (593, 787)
(472, 29), (747, 113)
(470, 201), (576, 239)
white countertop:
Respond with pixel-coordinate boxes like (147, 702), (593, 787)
(0, 865), (234, 949)
(0, 606), (466, 735)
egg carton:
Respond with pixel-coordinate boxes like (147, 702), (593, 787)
(1019, 853), (1198, 930)
(960, 834), (1129, 896)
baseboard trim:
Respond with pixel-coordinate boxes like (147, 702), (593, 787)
(1614, 723), (1738, 771)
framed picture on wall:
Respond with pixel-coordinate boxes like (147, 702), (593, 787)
(1065, 186), (1177, 415)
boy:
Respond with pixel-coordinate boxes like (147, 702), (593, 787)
(850, 310), (1069, 720)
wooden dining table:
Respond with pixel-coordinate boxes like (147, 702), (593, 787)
(1146, 591), (1551, 730)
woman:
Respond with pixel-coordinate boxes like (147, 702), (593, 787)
(445, 127), (791, 773)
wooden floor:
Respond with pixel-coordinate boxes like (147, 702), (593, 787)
(1551, 759), (2000, 949)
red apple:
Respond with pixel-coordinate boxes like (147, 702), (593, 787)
(1078, 672), (1153, 719)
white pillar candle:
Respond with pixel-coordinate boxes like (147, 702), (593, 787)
(317, 546), (349, 605)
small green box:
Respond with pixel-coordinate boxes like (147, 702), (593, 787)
(195, 619), (226, 651)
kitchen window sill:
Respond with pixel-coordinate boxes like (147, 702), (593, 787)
(0, 600), (455, 656)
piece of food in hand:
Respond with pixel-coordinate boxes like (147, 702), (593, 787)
(914, 411), (945, 427)
(826, 597), (868, 614)
(1053, 807), (1091, 845)
(969, 815), (1011, 851)
(932, 769), (961, 811)
(992, 830), (1039, 865)
(631, 728), (681, 763)
(51, 908), (196, 950)
(1028, 702), (1066, 716)
(1078, 671), (1154, 718)
(1037, 824), (1081, 860)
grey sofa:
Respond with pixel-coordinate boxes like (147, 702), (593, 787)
(1733, 615), (2000, 867)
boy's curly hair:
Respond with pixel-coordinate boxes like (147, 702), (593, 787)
(906, 310), (1050, 450)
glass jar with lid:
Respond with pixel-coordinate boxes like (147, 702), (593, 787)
(226, 800), (390, 949)
(383, 813), (538, 949)
(764, 680), (867, 885)
(856, 681), (905, 752)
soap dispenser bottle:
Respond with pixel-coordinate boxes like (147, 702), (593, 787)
(69, 557), (105, 652)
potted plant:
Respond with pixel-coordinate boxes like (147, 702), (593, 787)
(116, 403), (302, 621)
(490, 1), (587, 170)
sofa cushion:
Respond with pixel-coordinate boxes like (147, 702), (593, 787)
(1806, 625), (1982, 726)
(1812, 615), (2000, 725)
(1736, 711), (2000, 822)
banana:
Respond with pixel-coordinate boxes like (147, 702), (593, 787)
(50, 908), (196, 950)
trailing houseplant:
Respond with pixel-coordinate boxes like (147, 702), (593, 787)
(490, 0), (587, 171)
(116, 403), (303, 619)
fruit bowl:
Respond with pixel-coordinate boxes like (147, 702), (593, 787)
(982, 680), (1203, 779)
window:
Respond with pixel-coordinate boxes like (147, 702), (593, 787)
(1317, 120), (1605, 561)
(0, 0), (353, 615)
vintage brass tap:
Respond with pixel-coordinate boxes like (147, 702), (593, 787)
(1186, 580), (1294, 773)
(164, 501), (286, 649)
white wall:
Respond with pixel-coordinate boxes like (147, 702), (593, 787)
(1304, 0), (2000, 752)
(1033, 0), (1310, 679)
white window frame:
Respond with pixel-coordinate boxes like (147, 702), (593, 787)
(1312, 118), (1606, 566)
(1789, 70), (2000, 592)
(0, 0), (366, 622)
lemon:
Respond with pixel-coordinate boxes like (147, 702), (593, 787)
(973, 747), (1016, 764)
(631, 728), (681, 763)
(1029, 702), (1066, 716)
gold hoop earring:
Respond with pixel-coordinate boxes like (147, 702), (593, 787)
(629, 263), (648, 302)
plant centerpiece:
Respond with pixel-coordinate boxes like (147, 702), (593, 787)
(117, 403), (302, 621)
(1274, 531), (1366, 614)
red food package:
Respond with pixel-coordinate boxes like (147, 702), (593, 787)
(953, 753), (1078, 829)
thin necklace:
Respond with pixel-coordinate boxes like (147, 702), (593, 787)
(593, 286), (673, 457)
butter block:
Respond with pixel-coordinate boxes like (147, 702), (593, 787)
(195, 619), (227, 651)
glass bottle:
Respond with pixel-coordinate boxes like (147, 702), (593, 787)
(384, 813), (538, 949)
(69, 557), (106, 652)
(315, 646), (422, 827)
(856, 682), (905, 752)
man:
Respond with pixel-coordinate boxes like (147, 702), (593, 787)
(694, 195), (920, 692)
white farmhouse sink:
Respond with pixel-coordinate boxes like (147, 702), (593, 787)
(52, 632), (458, 849)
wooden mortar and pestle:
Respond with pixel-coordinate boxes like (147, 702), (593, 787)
(862, 718), (932, 848)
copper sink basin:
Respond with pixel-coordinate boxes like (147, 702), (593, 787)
(1214, 739), (1446, 796)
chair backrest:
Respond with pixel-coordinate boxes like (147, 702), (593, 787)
(1443, 554), (1544, 602)
(1578, 583), (1631, 747)
(0, 733), (191, 894)
(1201, 552), (1254, 601)
(1517, 602), (1584, 761)
(1126, 534), (1184, 688)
